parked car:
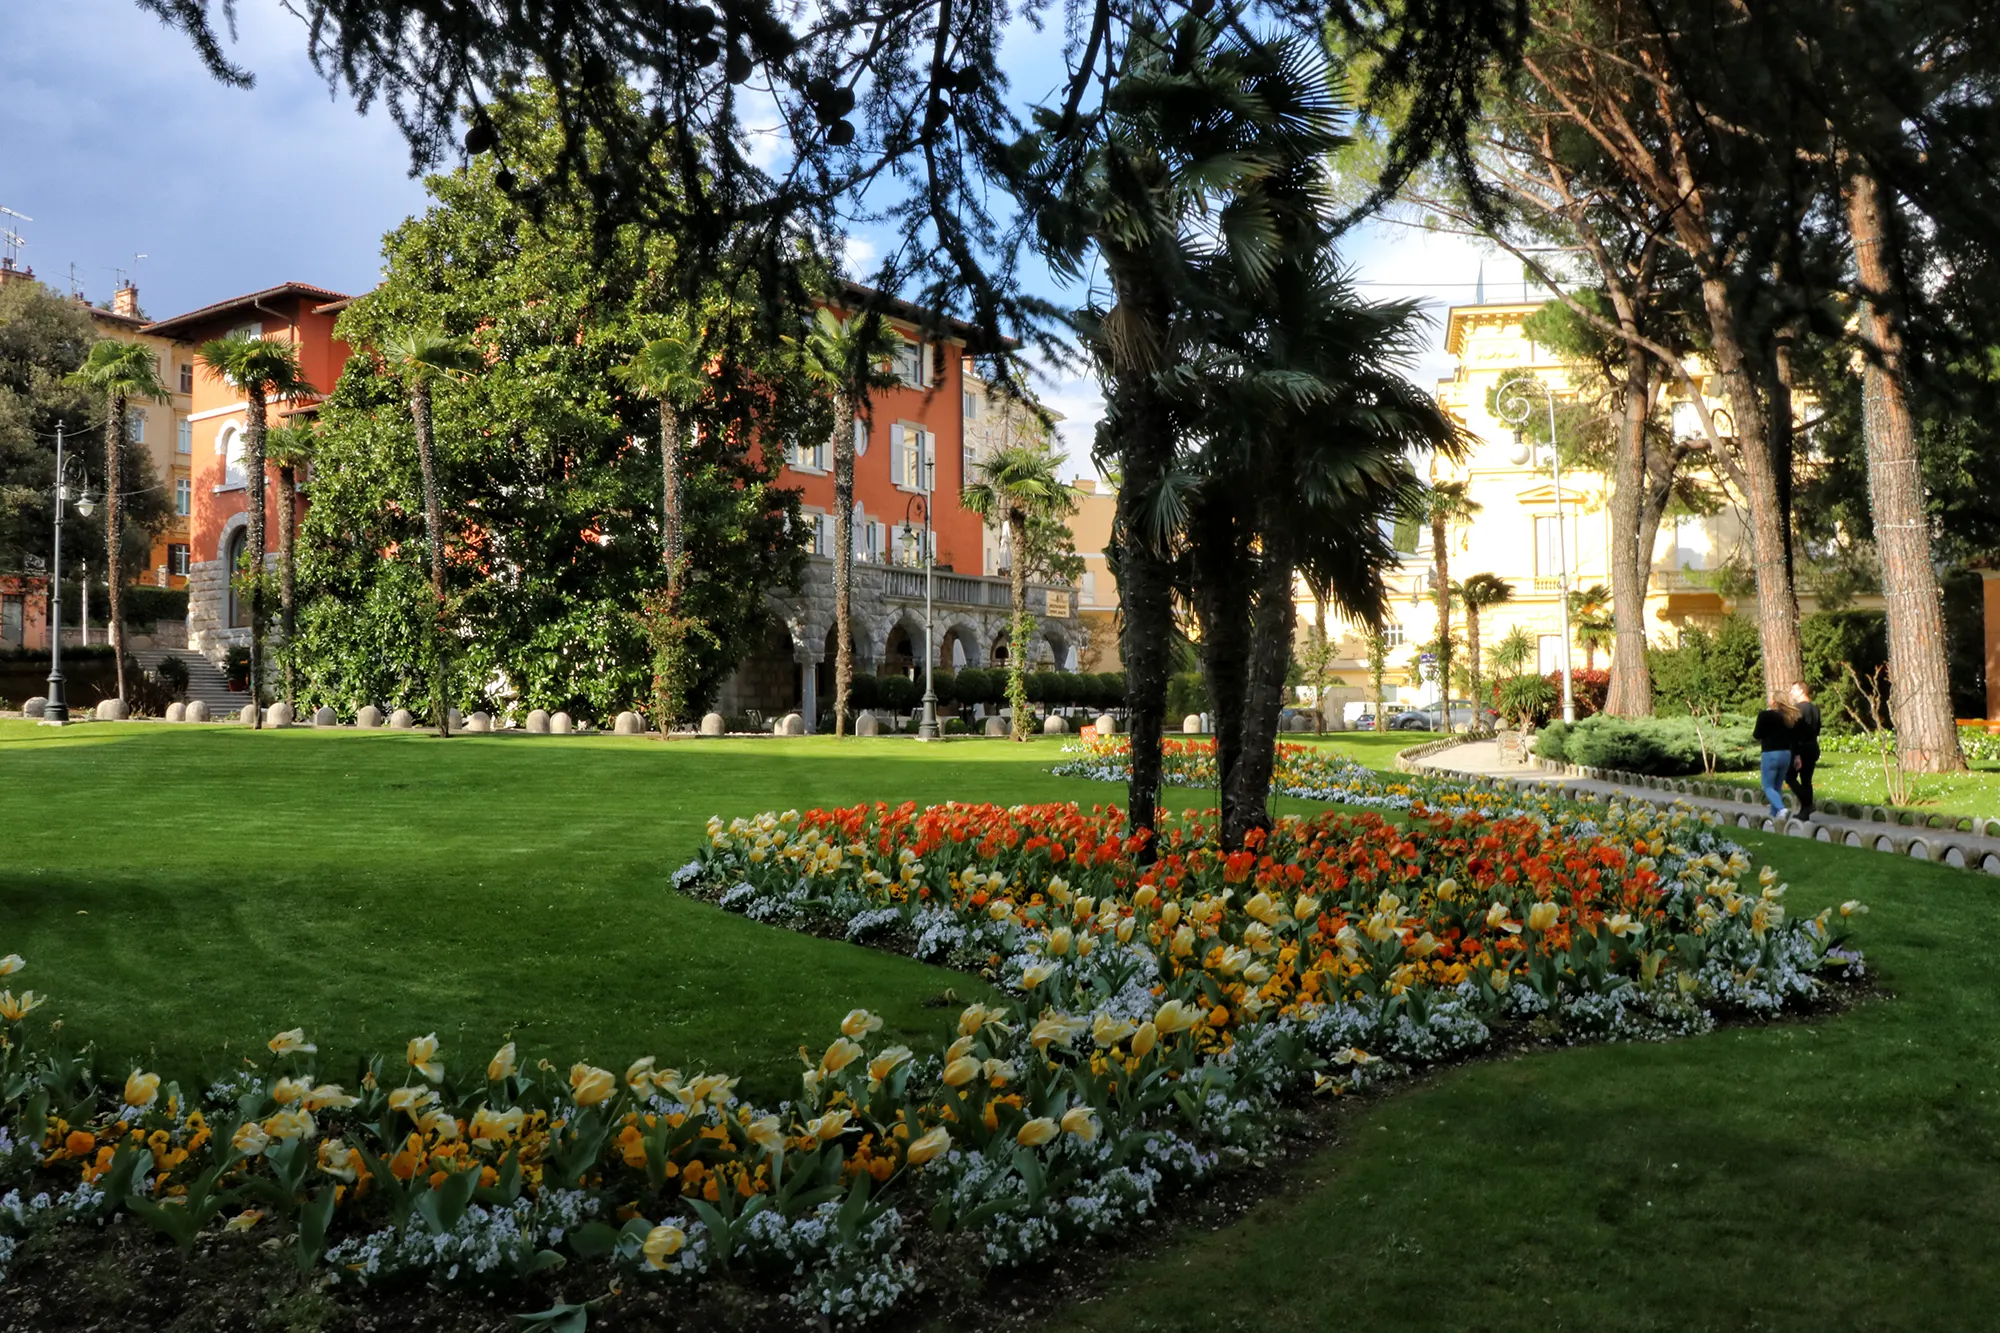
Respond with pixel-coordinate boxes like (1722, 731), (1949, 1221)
(1389, 700), (1492, 732)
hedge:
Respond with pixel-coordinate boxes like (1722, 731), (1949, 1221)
(1537, 714), (1758, 776)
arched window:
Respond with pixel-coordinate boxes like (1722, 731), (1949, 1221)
(225, 528), (248, 628)
(219, 422), (247, 488)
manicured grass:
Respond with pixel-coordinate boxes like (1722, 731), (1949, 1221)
(1705, 747), (2000, 817)
(9, 719), (2000, 1329)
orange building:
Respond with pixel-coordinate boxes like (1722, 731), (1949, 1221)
(141, 283), (351, 661)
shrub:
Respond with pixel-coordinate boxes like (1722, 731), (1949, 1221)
(1535, 720), (1571, 761)
(223, 645), (251, 693)
(1651, 617), (1764, 716)
(152, 654), (190, 699)
(928, 669), (957, 706)
(1497, 673), (1556, 728)
(121, 585), (190, 626)
(1096, 672), (1126, 710)
(1562, 714), (1758, 776)
(1543, 667), (1609, 717)
(1165, 671), (1209, 721)
(1023, 670), (1061, 704)
(1801, 610), (1887, 731)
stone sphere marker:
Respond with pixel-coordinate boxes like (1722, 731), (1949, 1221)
(1043, 714), (1068, 735)
(699, 712), (725, 736)
(855, 712), (881, 737)
(614, 711), (644, 736)
(1094, 714), (1118, 736)
(313, 705), (338, 728)
(525, 708), (550, 734)
(165, 702), (186, 723)
(781, 712), (805, 736)
(465, 711), (493, 733)
(186, 700), (210, 723)
(551, 712), (573, 734)
(96, 698), (129, 721)
(266, 701), (294, 728)
(389, 708), (415, 730)
(356, 705), (384, 729)
(239, 703), (259, 725)
(23, 696), (46, 719)
(983, 716), (1006, 736)
(1182, 714), (1203, 735)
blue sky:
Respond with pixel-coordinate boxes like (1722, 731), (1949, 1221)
(4, 0), (1493, 466)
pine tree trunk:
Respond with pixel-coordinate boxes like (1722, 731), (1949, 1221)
(411, 380), (451, 738)
(1007, 511), (1032, 741)
(661, 404), (682, 572)
(1697, 274), (1803, 694)
(278, 462), (297, 708)
(1431, 512), (1451, 719)
(1605, 351), (1655, 716)
(105, 392), (127, 703)
(245, 390), (268, 728)
(832, 400), (858, 737)
(1845, 167), (1964, 773)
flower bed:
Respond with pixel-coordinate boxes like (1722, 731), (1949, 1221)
(0, 795), (1865, 1326)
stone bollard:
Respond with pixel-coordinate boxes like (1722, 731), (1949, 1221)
(1043, 714), (1068, 735)
(1183, 714), (1203, 735)
(526, 709), (550, 733)
(465, 711), (493, 733)
(699, 712), (725, 736)
(1095, 714), (1118, 736)
(356, 705), (384, 729)
(551, 712), (573, 735)
(96, 698), (130, 721)
(313, 705), (338, 727)
(781, 712), (805, 736)
(389, 708), (415, 730)
(856, 712), (881, 737)
(23, 696), (46, 719)
(448, 707), (464, 731)
(165, 702), (186, 723)
(983, 716), (1006, 737)
(614, 711), (644, 736)
(239, 703), (259, 725)
(266, 701), (294, 728)
(186, 700), (210, 723)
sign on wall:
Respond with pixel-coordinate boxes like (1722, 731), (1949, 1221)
(1045, 590), (1071, 618)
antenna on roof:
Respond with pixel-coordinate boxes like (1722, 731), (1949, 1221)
(0, 205), (29, 269)
(66, 262), (83, 297)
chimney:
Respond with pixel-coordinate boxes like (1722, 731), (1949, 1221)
(112, 283), (140, 319)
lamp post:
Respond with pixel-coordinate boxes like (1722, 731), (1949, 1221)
(902, 459), (942, 741)
(1495, 376), (1576, 725)
(42, 421), (97, 726)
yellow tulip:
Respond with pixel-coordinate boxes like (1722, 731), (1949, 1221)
(906, 1125), (951, 1166)
(1243, 922), (1275, 955)
(625, 1057), (658, 1090)
(407, 1033), (445, 1084)
(267, 1027), (316, 1056)
(124, 1069), (161, 1109)
(232, 1121), (272, 1156)
(304, 1084), (359, 1112)
(271, 1076), (310, 1107)
(471, 1106), (526, 1141)
(958, 1003), (1005, 1037)
(1293, 895), (1320, 922)
(868, 1046), (913, 1084)
(0, 990), (44, 1022)
(1159, 901), (1181, 930)
(1047, 927), (1073, 957)
(1060, 1106), (1099, 1142)
(1840, 900), (1868, 918)
(264, 1108), (317, 1142)
(488, 1042), (518, 1082)
(1016, 1117), (1060, 1147)
(982, 1058), (1018, 1087)
(0, 955), (22, 978)
(1131, 1021), (1159, 1058)
(684, 1073), (739, 1107)
(746, 1114), (784, 1153)
(821, 1038), (865, 1075)
(222, 1209), (264, 1234)
(1030, 1014), (1085, 1051)
(1169, 925), (1196, 958)
(945, 1035), (976, 1062)
(1243, 892), (1281, 927)
(318, 1140), (359, 1182)
(841, 1008), (884, 1038)
(1606, 913), (1641, 939)
(388, 1086), (437, 1117)
(1154, 999), (1198, 1035)
(1046, 875), (1073, 904)
(569, 1063), (617, 1107)
(1020, 962), (1056, 988)
(1092, 1011), (1137, 1048)
(1243, 962), (1272, 985)
(941, 1055), (980, 1087)
(420, 1108), (461, 1141)
(1115, 917), (1136, 945)
(1132, 886), (1159, 911)
(808, 1108), (851, 1141)
(643, 1223), (686, 1269)
(1526, 901), (1560, 933)
(1485, 903), (1522, 935)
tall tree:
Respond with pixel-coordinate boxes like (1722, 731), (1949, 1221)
(196, 335), (314, 726)
(800, 308), (899, 736)
(380, 329), (482, 737)
(621, 327), (706, 576)
(1417, 480), (1478, 721)
(1454, 572), (1513, 714)
(67, 340), (168, 703)
(1567, 582), (1613, 671)
(265, 420), (319, 711)
(963, 442), (1081, 739)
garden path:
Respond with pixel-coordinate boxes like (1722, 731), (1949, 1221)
(1412, 739), (2000, 875)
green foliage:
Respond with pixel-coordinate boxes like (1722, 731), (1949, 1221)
(1166, 671), (1210, 722)
(1561, 714), (1759, 776)
(292, 84), (819, 720)
(119, 585), (188, 626)
(1650, 618), (1765, 717)
(1534, 719), (1571, 762)
(1497, 673), (1556, 729)
(632, 559), (719, 731)
(151, 654), (190, 699)
(1800, 610), (1888, 731)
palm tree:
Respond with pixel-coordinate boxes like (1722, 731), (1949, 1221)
(265, 420), (317, 710)
(1453, 572), (1514, 719)
(963, 443), (1081, 740)
(620, 328), (706, 575)
(380, 329), (482, 737)
(1568, 583), (1614, 671)
(69, 341), (169, 704)
(196, 335), (314, 726)
(799, 307), (899, 736)
(1416, 479), (1479, 726)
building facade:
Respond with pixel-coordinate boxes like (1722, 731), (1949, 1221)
(83, 284), (197, 590)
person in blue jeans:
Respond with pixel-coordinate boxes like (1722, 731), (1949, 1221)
(1752, 691), (1799, 820)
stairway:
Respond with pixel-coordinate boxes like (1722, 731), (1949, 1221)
(130, 645), (249, 713)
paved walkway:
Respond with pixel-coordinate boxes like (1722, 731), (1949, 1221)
(1409, 740), (2000, 876)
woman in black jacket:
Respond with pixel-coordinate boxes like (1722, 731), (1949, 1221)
(1787, 681), (1822, 818)
(1752, 692), (1799, 820)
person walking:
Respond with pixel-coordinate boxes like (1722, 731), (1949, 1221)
(1753, 691), (1799, 821)
(1787, 681), (1822, 819)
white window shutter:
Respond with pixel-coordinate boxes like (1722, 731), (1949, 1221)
(854, 418), (868, 456)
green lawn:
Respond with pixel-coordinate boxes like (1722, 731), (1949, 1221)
(1706, 746), (2000, 817)
(6, 720), (1999, 1329)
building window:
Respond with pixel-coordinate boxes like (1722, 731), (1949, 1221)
(219, 422), (247, 487)
(1383, 623), (1406, 648)
(168, 544), (190, 577)
(127, 408), (146, 443)
(175, 478), (191, 516)
(1081, 571), (1097, 605)
(177, 419), (192, 454)
(179, 362), (194, 394)
(896, 425), (929, 490)
(226, 529), (249, 628)
(1, 594), (21, 647)
(790, 437), (826, 471)
(963, 390), (979, 421)
(892, 339), (924, 388)
(1534, 515), (1580, 577)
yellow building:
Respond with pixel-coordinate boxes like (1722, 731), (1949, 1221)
(83, 283), (196, 590)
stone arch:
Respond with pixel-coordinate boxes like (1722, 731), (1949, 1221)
(221, 515), (251, 628)
(940, 619), (985, 671)
(879, 609), (929, 677)
(1040, 622), (1075, 671)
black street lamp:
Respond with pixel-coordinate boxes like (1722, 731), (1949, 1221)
(43, 421), (96, 726)
(901, 463), (941, 741)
